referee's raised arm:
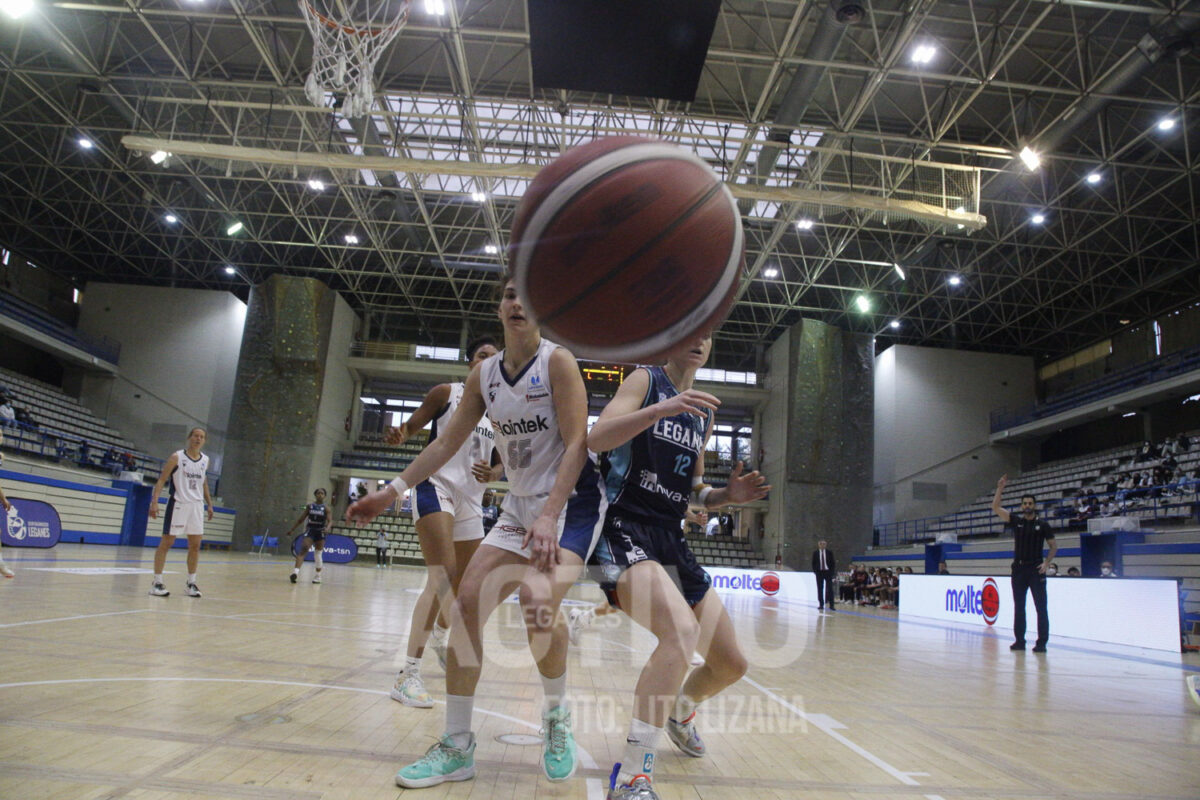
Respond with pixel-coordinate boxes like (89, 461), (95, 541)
(991, 474), (1011, 524)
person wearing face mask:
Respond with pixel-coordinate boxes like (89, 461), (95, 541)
(1045, 562), (1059, 577)
(1099, 560), (1118, 578)
(993, 475), (1058, 653)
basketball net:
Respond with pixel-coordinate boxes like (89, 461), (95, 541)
(299, 0), (409, 118)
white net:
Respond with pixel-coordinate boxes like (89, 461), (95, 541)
(299, 0), (409, 118)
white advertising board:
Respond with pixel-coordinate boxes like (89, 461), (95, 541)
(898, 574), (1180, 652)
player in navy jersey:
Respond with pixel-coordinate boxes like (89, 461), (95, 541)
(347, 276), (606, 789)
(286, 488), (332, 584)
(384, 336), (502, 708)
(588, 334), (769, 800)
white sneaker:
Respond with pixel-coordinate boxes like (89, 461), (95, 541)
(390, 671), (434, 708)
(312, 573), (322, 584)
(149, 582), (169, 597)
(0, 563), (13, 579)
(567, 607), (592, 646)
(689, 652), (704, 666)
(185, 582), (202, 598)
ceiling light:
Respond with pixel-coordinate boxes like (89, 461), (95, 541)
(1086, 172), (1102, 185)
(164, 213), (178, 224)
(344, 233), (360, 244)
(226, 221), (244, 236)
(470, 191), (487, 202)
(149, 150), (171, 165)
(1018, 146), (1041, 171)
(892, 263), (906, 280)
(224, 265), (236, 275)
(1157, 117), (1177, 131)
(854, 295), (871, 313)
(0, 0), (34, 20)
(911, 44), (936, 65)
(948, 275), (962, 287)
(1119, 318), (1130, 324)
(483, 244), (498, 254)
(889, 320), (901, 330)
(424, 0), (445, 15)
(795, 218), (815, 230)
(763, 267), (779, 278)
(77, 137), (94, 149)
(307, 178), (325, 191)
(1122, 412), (1137, 418)
(1031, 213), (1046, 225)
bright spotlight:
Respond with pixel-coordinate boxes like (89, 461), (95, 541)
(1157, 117), (1177, 131)
(424, 0), (445, 15)
(149, 150), (171, 165)
(1086, 172), (1102, 185)
(470, 191), (487, 202)
(224, 265), (236, 275)
(307, 178), (325, 191)
(164, 214), (178, 224)
(483, 244), (498, 254)
(226, 221), (244, 236)
(948, 275), (962, 287)
(77, 137), (94, 149)
(892, 263), (906, 280)
(911, 44), (936, 65)
(855, 295), (871, 313)
(1031, 213), (1046, 225)
(1018, 146), (1041, 171)
(889, 320), (901, 330)
(0, 0), (34, 20)
(344, 233), (360, 245)
(795, 218), (815, 230)
(763, 267), (779, 278)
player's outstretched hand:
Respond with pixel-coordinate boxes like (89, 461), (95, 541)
(654, 389), (720, 419)
(726, 461), (770, 504)
(383, 425), (407, 447)
(346, 487), (398, 526)
(997, 474), (1008, 490)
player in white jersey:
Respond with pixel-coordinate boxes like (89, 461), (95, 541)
(385, 336), (502, 708)
(147, 427), (214, 598)
(348, 276), (606, 789)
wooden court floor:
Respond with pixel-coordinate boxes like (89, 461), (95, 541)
(0, 543), (1197, 800)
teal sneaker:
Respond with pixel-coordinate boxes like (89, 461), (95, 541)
(541, 705), (577, 781)
(395, 734), (476, 788)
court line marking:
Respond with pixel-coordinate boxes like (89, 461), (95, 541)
(0, 676), (600, 771)
(0, 609), (150, 629)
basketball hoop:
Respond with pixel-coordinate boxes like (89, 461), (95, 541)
(299, 0), (409, 118)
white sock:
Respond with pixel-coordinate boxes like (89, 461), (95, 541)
(402, 655), (421, 675)
(292, 567), (300, 575)
(672, 693), (698, 723)
(314, 551), (323, 569)
(541, 670), (567, 714)
(617, 718), (662, 784)
(432, 622), (448, 642)
(154, 573), (163, 584)
(444, 694), (474, 748)
(578, 606), (596, 627)
(188, 573), (197, 584)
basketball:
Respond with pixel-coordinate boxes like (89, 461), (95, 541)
(760, 572), (781, 595)
(509, 136), (744, 362)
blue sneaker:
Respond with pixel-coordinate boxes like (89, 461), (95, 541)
(541, 705), (577, 781)
(395, 734), (475, 788)
(666, 712), (705, 757)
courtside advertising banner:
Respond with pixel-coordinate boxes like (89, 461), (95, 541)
(3, 498), (62, 548)
(292, 532), (358, 564)
(706, 567), (817, 603)
(899, 574), (1180, 652)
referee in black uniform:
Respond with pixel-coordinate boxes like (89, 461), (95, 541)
(992, 474), (1058, 652)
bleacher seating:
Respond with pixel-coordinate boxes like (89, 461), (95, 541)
(684, 532), (759, 568)
(0, 292), (121, 364)
(0, 366), (157, 475)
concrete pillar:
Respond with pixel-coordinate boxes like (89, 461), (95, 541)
(220, 275), (337, 550)
(769, 319), (874, 569)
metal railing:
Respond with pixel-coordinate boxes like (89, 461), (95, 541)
(0, 293), (121, 365)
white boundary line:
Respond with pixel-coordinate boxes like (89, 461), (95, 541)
(0, 609), (150, 628)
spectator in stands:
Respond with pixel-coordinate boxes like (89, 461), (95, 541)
(1175, 432), (1190, 453)
(0, 430), (14, 577)
(876, 570), (899, 609)
(102, 446), (120, 474)
(14, 407), (37, 430)
(0, 398), (14, 429)
(705, 514), (720, 536)
(1136, 440), (1158, 462)
(76, 440), (90, 468)
(992, 474), (1057, 653)
(1046, 562), (1058, 576)
(1101, 499), (1120, 517)
(355, 481), (368, 500)
(1066, 566), (1081, 577)
(937, 561), (950, 575)
(1100, 560), (1118, 578)
(376, 529), (389, 568)
(122, 452), (136, 472)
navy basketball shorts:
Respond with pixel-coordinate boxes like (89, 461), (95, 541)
(590, 512), (712, 608)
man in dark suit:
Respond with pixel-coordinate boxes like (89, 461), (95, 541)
(811, 539), (836, 611)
